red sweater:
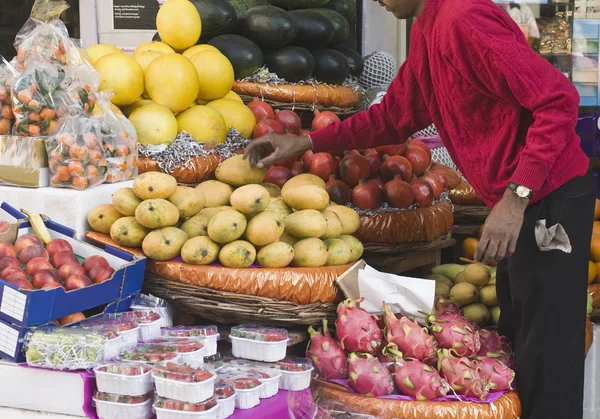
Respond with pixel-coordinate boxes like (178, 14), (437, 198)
(310, 0), (589, 208)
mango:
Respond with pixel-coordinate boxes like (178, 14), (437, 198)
(135, 199), (180, 229)
(219, 240), (256, 268)
(284, 210), (327, 238)
(245, 212), (284, 246)
(195, 180), (233, 207)
(142, 227), (188, 261)
(207, 209), (247, 243)
(321, 209), (343, 239)
(257, 241), (294, 268)
(168, 186), (205, 218)
(110, 217), (150, 247)
(265, 198), (293, 220)
(181, 236), (220, 265)
(327, 205), (360, 235)
(281, 174), (325, 199)
(261, 182), (281, 198)
(323, 238), (352, 266)
(283, 185), (329, 211)
(292, 238), (328, 267)
(215, 155), (266, 186)
(199, 206), (231, 220)
(112, 187), (142, 216)
(133, 172), (177, 200)
(88, 204), (123, 234)
(180, 213), (210, 238)
(338, 235), (364, 262)
(230, 184), (270, 214)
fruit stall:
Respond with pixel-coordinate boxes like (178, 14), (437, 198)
(0, 0), (598, 418)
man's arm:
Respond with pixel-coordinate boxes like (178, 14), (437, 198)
(448, 5), (580, 193)
(310, 62), (433, 153)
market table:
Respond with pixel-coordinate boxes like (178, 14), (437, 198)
(0, 182), (133, 240)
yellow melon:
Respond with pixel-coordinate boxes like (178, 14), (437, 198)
(145, 54), (200, 113)
(189, 51), (235, 101)
(95, 52), (144, 106)
(207, 99), (256, 138)
(157, 0), (202, 51)
(183, 44), (219, 59)
(87, 44), (122, 65)
(176, 105), (227, 149)
(134, 42), (175, 55)
(129, 103), (178, 146)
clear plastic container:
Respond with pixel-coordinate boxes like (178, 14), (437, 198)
(132, 305), (174, 328)
(94, 363), (154, 396)
(94, 392), (154, 419)
(131, 294), (174, 328)
(153, 361), (216, 404)
(154, 396), (218, 419)
(161, 326), (220, 357)
(146, 337), (207, 368)
(133, 311), (163, 342)
(230, 325), (289, 362)
(214, 378), (236, 419)
(217, 372), (263, 410)
(119, 342), (181, 365)
(276, 357), (314, 391)
(84, 316), (141, 351)
(218, 365), (280, 399)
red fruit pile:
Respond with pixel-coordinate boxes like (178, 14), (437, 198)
(0, 236), (114, 291)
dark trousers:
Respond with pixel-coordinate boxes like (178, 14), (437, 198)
(496, 171), (595, 419)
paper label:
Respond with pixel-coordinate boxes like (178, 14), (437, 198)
(0, 287), (26, 322)
(0, 322), (19, 358)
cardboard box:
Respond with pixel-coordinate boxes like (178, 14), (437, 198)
(0, 136), (49, 188)
(0, 202), (146, 328)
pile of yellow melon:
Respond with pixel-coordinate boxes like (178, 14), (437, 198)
(87, 0), (255, 149)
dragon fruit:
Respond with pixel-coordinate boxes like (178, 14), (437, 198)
(438, 349), (490, 400)
(347, 353), (395, 397)
(306, 319), (348, 380)
(477, 356), (515, 392)
(391, 358), (450, 400)
(383, 302), (438, 362)
(426, 312), (481, 357)
(377, 342), (403, 363)
(477, 329), (514, 367)
(335, 298), (382, 355)
(433, 296), (463, 315)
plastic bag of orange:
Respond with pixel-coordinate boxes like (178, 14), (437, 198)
(45, 116), (108, 190)
(0, 60), (16, 135)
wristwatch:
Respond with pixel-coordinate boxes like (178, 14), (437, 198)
(508, 182), (533, 199)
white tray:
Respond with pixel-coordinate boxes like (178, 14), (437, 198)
(119, 327), (140, 351)
(179, 347), (206, 369)
(94, 366), (153, 396)
(138, 319), (162, 342)
(155, 404), (218, 419)
(279, 367), (314, 391)
(234, 384), (263, 410)
(104, 336), (124, 361)
(94, 397), (154, 419)
(230, 336), (288, 362)
(216, 394), (236, 419)
(154, 374), (216, 404)
(258, 371), (281, 399)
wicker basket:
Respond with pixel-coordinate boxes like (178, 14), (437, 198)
(143, 272), (337, 327)
(453, 205), (490, 224)
(362, 231), (453, 255)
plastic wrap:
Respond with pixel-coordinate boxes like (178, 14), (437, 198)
(431, 163), (462, 190)
(138, 154), (221, 185)
(153, 361), (216, 403)
(119, 342), (180, 365)
(154, 395), (219, 415)
(147, 260), (348, 305)
(45, 115), (108, 189)
(448, 181), (486, 206)
(310, 379), (522, 419)
(352, 200), (453, 245)
(232, 81), (361, 109)
(0, 60), (16, 135)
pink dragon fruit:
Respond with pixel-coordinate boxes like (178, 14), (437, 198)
(477, 356), (515, 392)
(426, 312), (481, 357)
(477, 329), (514, 367)
(383, 302), (438, 363)
(438, 349), (490, 400)
(433, 296), (463, 315)
(391, 358), (450, 400)
(377, 342), (403, 363)
(306, 319), (348, 380)
(335, 298), (382, 355)
(347, 353), (395, 397)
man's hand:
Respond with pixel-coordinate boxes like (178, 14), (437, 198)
(475, 188), (528, 264)
(244, 134), (313, 168)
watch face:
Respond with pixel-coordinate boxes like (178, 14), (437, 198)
(516, 186), (530, 198)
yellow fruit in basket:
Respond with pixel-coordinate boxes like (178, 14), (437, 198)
(292, 238), (328, 267)
(135, 199), (180, 229)
(157, 0), (201, 51)
(323, 238), (352, 266)
(321, 209), (343, 239)
(219, 240), (256, 268)
(265, 198), (293, 220)
(95, 53), (144, 106)
(199, 206), (231, 220)
(279, 230), (299, 246)
(283, 185), (329, 211)
(246, 212), (284, 246)
(142, 227), (188, 261)
(230, 184), (271, 214)
(112, 187), (143, 216)
(463, 303), (491, 326)
(257, 241), (294, 268)
(87, 44), (122, 64)
(87, 204), (124, 234)
(145, 54), (200, 113)
(463, 264), (491, 287)
(189, 51), (234, 101)
(133, 50), (164, 72)
(208, 209), (247, 243)
(281, 174), (326, 199)
(134, 42), (175, 55)
(121, 100), (155, 117)
(195, 181), (233, 207)
(206, 99), (256, 139)
(223, 91), (243, 103)
(129, 103), (178, 146)
(183, 44), (219, 59)
(479, 284), (498, 307)
(261, 183), (281, 198)
(285, 210), (327, 239)
(168, 186), (206, 218)
(110, 217), (150, 248)
(180, 214), (211, 238)
(181, 236), (220, 265)
(326, 205), (360, 235)
(338, 235), (364, 262)
(133, 172), (178, 200)
(216, 155), (266, 187)
(176, 106), (227, 149)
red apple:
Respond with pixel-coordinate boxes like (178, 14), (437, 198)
(14, 234), (43, 255)
(58, 262), (86, 281)
(51, 251), (79, 269)
(0, 257), (20, 274)
(58, 312), (86, 326)
(0, 243), (16, 259)
(0, 221), (10, 233)
(82, 255), (109, 273)
(5, 269), (29, 284)
(32, 269), (62, 289)
(6, 275), (33, 290)
(25, 258), (54, 276)
(89, 265), (115, 284)
(64, 274), (92, 291)
(41, 281), (64, 290)
(18, 245), (49, 265)
(1, 266), (24, 279)
(46, 239), (73, 258)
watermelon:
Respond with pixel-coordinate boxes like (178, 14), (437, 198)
(314, 8), (349, 47)
(238, 6), (298, 49)
(335, 47), (363, 77)
(190, 0), (237, 44)
(289, 9), (334, 49)
(227, 0), (270, 19)
(312, 48), (349, 85)
(208, 35), (264, 79)
(324, 0), (356, 22)
(269, 0), (330, 9)
(264, 47), (315, 82)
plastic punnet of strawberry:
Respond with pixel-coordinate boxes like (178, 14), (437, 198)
(220, 358), (279, 372)
(132, 310), (161, 324)
(214, 378), (236, 399)
(95, 391), (152, 404)
(217, 371), (263, 390)
(85, 315), (139, 332)
(230, 324), (288, 342)
(96, 363), (152, 376)
(161, 325), (219, 338)
(154, 396), (218, 412)
(145, 337), (205, 353)
(153, 361), (214, 383)
(119, 343), (179, 364)
(277, 357), (314, 372)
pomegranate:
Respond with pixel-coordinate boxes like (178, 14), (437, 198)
(265, 165), (292, 189)
(312, 110), (340, 131)
(364, 149), (383, 174)
(290, 161), (305, 176)
(404, 146), (430, 176)
(409, 140), (432, 162)
(422, 172), (443, 199)
(376, 143), (407, 156)
(326, 175), (352, 205)
(352, 179), (382, 209)
(339, 151), (371, 187)
(410, 177), (434, 207)
(427, 168), (449, 190)
(302, 150), (316, 170)
(310, 152), (338, 182)
(383, 175), (415, 209)
(381, 155), (413, 182)
(274, 156), (297, 168)
(367, 177), (384, 190)
(253, 118), (284, 138)
(275, 110), (302, 134)
(247, 98), (275, 122)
